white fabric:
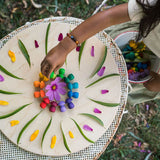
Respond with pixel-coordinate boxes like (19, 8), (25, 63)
(128, 0), (160, 58)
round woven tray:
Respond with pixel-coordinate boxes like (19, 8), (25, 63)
(0, 17), (128, 160)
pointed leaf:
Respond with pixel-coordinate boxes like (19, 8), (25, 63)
(89, 98), (119, 107)
(71, 118), (94, 143)
(41, 117), (52, 148)
(91, 46), (107, 77)
(45, 23), (51, 55)
(18, 39), (31, 67)
(79, 41), (86, 68)
(0, 65), (23, 80)
(17, 111), (42, 144)
(80, 113), (104, 127)
(0, 89), (22, 95)
(0, 103), (32, 119)
(128, 132), (144, 142)
(86, 73), (119, 88)
(60, 122), (71, 153)
(144, 152), (152, 160)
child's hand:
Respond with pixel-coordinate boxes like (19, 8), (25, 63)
(41, 43), (68, 78)
(143, 71), (160, 92)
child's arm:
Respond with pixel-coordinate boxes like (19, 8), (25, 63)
(41, 3), (130, 77)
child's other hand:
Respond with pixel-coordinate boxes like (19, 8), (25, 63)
(143, 71), (160, 92)
(41, 43), (67, 78)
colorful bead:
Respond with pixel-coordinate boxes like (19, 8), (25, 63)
(60, 106), (66, 112)
(68, 74), (74, 81)
(50, 72), (55, 79)
(43, 98), (50, 104)
(68, 102), (75, 109)
(40, 102), (47, 109)
(59, 68), (65, 75)
(72, 92), (79, 98)
(65, 98), (72, 104)
(64, 77), (70, 83)
(50, 101), (58, 107)
(49, 106), (56, 112)
(58, 101), (65, 106)
(57, 74), (64, 79)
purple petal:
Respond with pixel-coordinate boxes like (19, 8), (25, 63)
(53, 91), (61, 101)
(34, 40), (39, 48)
(83, 125), (93, 131)
(45, 84), (52, 90)
(101, 89), (109, 94)
(91, 46), (94, 57)
(58, 82), (67, 87)
(94, 108), (102, 113)
(76, 46), (80, 52)
(0, 75), (4, 82)
(58, 33), (63, 41)
(46, 90), (54, 101)
(146, 104), (149, 111)
(54, 77), (62, 83)
(140, 150), (146, 153)
(58, 87), (66, 95)
(97, 66), (106, 77)
(138, 142), (141, 147)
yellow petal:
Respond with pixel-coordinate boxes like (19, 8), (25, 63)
(30, 130), (39, 141)
(50, 135), (56, 149)
(10, 120), (19, 126)
(0, 100), (9, 105)
(69, 131), (74, 139)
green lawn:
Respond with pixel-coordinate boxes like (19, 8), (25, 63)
(0, 0), (160, 159)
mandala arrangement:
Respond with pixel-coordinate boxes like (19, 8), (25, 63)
(0, 22), (122, 156)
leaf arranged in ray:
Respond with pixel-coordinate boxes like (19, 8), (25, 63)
(45, 23), (51, 55)
(0, 103), (32, 119)
(17, 111), (42, 144)
(79, 113), (104, 127)
(60, 122), (71, 153)
(0, 89), (22, 95)
(90, 46), (107, 77)
(79, 41), (86, 68)
(86, 73), (119, 88)
(89, 98), (119, 107)
(0, 65), (24, 80)
(71, 118), (94, 143)
(41, 117), (52, 148)
(18, 39), (31, 67)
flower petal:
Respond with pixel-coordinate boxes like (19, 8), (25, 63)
(58, 82), (67, 87)
(34, 40), (39, 48)
(76, 46), (80, 52)
(58, 33), (63, 41)
(83, 125), (93, 131)
(101, 89), (109, 94)
(54, 77), (62, 83)
(91, 46), (94, 57)
(53, 91), (61, 101)
(45, 84), (51, 90)
(97, 66), (106, 77)
(93, 108), (102, 113)
(46, 90), (54, 101)
(0, 74), (4, 82)
(58, 87), (66, 95)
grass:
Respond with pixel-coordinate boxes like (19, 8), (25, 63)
(0, 0), (160, 159)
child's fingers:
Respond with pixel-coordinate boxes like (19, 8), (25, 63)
(150, 71), (158, 78)
(41, 61), (53, 78)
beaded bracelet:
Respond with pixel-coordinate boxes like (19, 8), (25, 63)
(67, 33), (79, 45)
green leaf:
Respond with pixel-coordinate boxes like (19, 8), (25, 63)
(60, 122), (71, 153)
(45, 23), (51, 55)
(79, 113), (104, 127)
(0, 89), (22, 95)
(89, 98), (119, 107)
(0, 103), (32, 119)
(41, 117), (52, 148)
(17, 111), (42, 144)
(128, 132), (144, 142)
(18, 39), (31, 67)
(79, 41), (86, 68)
(90, 46), (107, 77)
(144, 152), (152, 160)
(86, 73), (119, 88)
(0, 65), (24, 80)
(71, 118), (94, 143)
